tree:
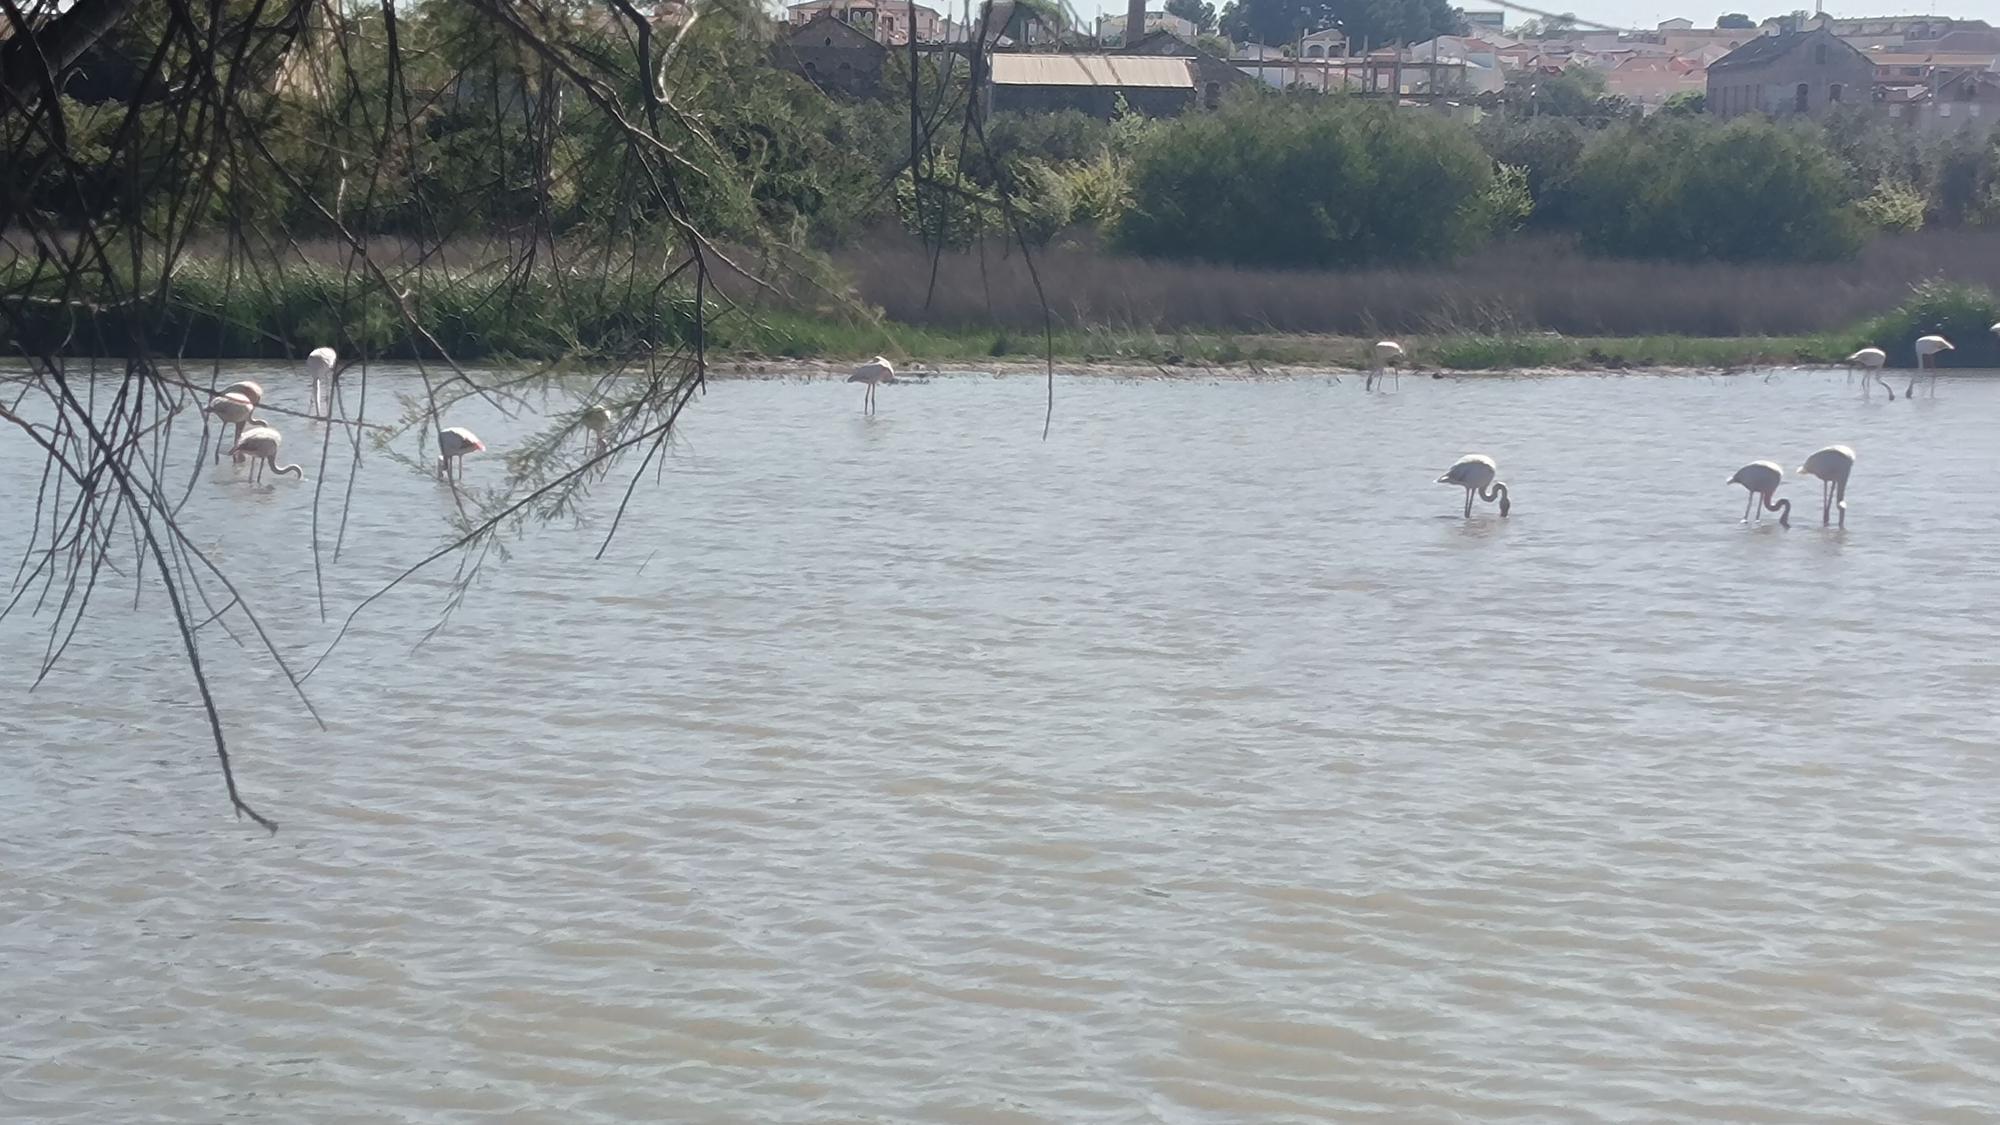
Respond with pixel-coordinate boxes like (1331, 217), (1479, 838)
(1114, 96), (1503, 266)
(1569, 116), (1863, 262)
(1166, 0), (1219, 33)
(1716, 13), (1754, 28)
(1219, 0), (1464, 47)
(1514, 13), (1578, 39)
(1498, 65), (1633, 122)
(1660, 90), (1706, 116)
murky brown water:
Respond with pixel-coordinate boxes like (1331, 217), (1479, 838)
(5, 367), (2000, 1122)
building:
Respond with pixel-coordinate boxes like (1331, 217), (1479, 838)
(1905, 69), (2000, 134)
(1657, 18), (1694, 32)
(1462, 11), (1506, 34)
(785, 0), (942, 45)
(1604, 55), (1706, 108)
(1705, 27), (1872, 118)
(1863, 49), (2000, 86)
(1127, 29), (1254, 105)
(775, 12), (887, 96)
(1299, 27), (1347, 58)
(1095, 10), (1197, 48)
(986, 54), (1197, 117)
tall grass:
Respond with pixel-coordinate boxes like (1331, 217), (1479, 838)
(834, 229), (2000, 338)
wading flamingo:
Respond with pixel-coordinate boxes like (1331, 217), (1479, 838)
(304, 346), (338, 417)
(848, 356), (896, 414)
(581, 404), (612, 455)
(1369, 340), (1404, 392)
(1844, 347), (1893, 400)
(1437, 454), (1510, 518)
(229, 425), (302, 483)
(221, 379), (264, 406)
(437, 426), (485, 482)
(1797, 445), (1856, 528)
(1910, 335), (1952, 398)
(1728, 461), (1790, 527)
(206, 392), (264, 460)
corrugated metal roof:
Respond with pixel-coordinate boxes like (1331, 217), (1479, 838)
(990, 54), (1194, 88)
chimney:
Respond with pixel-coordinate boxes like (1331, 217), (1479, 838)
(1126, 0), (1146, 49)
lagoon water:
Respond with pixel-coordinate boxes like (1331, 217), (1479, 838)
(4, 367), (2000, 1122)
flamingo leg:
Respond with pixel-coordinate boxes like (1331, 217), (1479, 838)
(1836, 479), (1847, 527)
(1743, 491), (1755, 523)
(1463, 488), (1473, 518)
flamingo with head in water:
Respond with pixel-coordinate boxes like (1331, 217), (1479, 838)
(437, 426), (485, 481)
(229, 425), (303, 483)
(1437, 454), (1510, 518)
(1728, 461), (1790, 528)
(848, 357), (896, 414)
(1797, 444), (1856, 528)
(1843, 347), (1893, 400)
(206, 392), (264, 460)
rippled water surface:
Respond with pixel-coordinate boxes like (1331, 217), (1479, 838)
(6, 368), (2000, 1122)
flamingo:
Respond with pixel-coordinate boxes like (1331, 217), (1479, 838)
(306, 347), (337, 417)
(1910, 335), (1952, 398)
(581, 404), (612, 455)
(437, 426), (485, 482)
(1843, 347), (1893, 400)
(1727, 461), (1790, 528)
(221, 379), (265, 406)
(848, 356), (896, 414)
(205, 392), (264, 460)
(1369, 340), (1404, 392)
(1437, 454), (1510, 518)
(229, 425), (303, 483)
(1797, 444), (1856, 528)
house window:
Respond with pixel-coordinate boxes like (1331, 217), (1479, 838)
(1939, 102), (1952, 118)
(1830, 83), (1842, 102)
(1795, 82), (1810, 112)
(1814, 44), (1827, 64)
(1204, 81), (1221, 108)
(1306, 44), (1324, 57)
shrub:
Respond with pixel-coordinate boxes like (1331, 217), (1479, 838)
(1486, 163), (1534, 232)
(1473, 115), (1586, 228)
(1113, 96), (1500, 267)
(1569, 116), (1862, 262)
(1852, 280), (2000, 367)
(1857, 181), (1926, 233)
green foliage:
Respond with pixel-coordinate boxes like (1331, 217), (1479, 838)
(1498, 66), (1633, 123)
(1485, 163), (1534, 232)
(1660, 90), (1706, 117)
(1852, 281), (2000, 367)
(1856, 181), (1926, 233)
(1569, 116), (1863, 263)
(1716, 13), (1755, 28)
(897, 157), (994, 249)
(1113, 97), (1500, 267)
(1473, 116), (1585, 228)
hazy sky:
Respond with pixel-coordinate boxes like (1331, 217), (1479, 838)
(1062, 0), (2000, 34)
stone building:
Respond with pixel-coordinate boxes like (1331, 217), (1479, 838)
(1705, 27), (1872, 119)
(775, 12), (888, 98)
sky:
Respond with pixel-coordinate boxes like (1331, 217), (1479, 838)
(1058, 0), (2000, 34)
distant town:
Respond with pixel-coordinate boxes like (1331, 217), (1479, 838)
(770, 3), (2000, 127)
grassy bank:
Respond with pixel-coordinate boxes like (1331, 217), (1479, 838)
(7, 238), (1980, 372)
(739, 314), (1840, 372)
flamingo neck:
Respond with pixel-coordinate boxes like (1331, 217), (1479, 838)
(274, 463), (303, 478)
(1480, 481), (1510, 516)
(1762, 494), (1791, 528)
